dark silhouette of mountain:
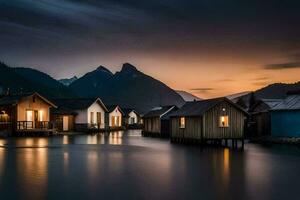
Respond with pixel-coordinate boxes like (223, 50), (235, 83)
(0, 62), (74, 98)
(59, 76), (78, 86)
(254, 82), (300, 99)
(69, 63), (185, 113)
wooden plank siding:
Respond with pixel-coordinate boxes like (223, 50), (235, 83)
(171, 117), (202, 139)
(203, 101), (245, 139)
(171, 101), (246, 141)
(144, 117), (161, 133)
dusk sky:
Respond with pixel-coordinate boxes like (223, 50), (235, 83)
(1, 0), (300, 98)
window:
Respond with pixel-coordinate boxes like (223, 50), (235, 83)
(90, 112), (94, 124)
(97, 112), (101, 125)
(39, 110), (43, 121)
(26, 110), (33, 122)
(180, 117), (185, 128)
(219, 115), (229, 127)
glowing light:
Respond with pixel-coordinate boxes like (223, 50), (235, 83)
(39, 110), (43, 121)
(219, 115), (229, 127)
(26, 110), (33, 121)
(180, 117), (185, 128)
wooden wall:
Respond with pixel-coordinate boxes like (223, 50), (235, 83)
(251, 112), (271, 137)
(51, 114), (75, 132)
(203, 101), (245, 139)
(143, 117), (161, 133)
(171, 101), (246, 140)
(17, 95), (51, 122)
(171, 117), (202, 139)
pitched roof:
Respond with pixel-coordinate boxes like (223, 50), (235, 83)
(51, 98), (107, 112)
(143, 105), (177, 118)
(261, 99), (283, 108)
(250, 99), (283, 113)
(106, 105), (124, 114)
(0, 92), (56, 107)
(122, 108), (139, 117)
(169, 97), (247, 117)
(271, 95), (300, 111)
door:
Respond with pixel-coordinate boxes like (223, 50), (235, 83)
(34, 110), (38, 128)
(26, 110), (33, 129)
(63, 116), (69, 131)
(97, 112), (101, 128)
(116, 116), (120, 127)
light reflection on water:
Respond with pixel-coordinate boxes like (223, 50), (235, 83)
(0, 130), (300, 200)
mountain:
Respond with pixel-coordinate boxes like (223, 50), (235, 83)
(254, 82), (300, 99)
(176, 90), (202, 101)
(59, 76), (78, 86)
(0, 62), (74, 98)
(69, 63), (185, 113)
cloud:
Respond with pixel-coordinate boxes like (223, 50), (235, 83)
(264, 62), (300, 70)
(218, 78), (234, 82)
(251, 77), (269, 81)
(190, 88), (214, 93)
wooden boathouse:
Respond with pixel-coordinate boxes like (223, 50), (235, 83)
(169, 97), (248, 148)
(142, 105), (177, 137)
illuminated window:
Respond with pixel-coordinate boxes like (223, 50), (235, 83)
(39, 110), (43, 121)
(219, 116), (229, 127)
(26, 110), (33, 122)
(90, 112), (94, 124)
(180, 117), (185, 128)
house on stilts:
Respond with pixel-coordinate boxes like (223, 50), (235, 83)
(169, 97), (248, 148)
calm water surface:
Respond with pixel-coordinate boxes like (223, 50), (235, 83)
(0, 130), (300, 200)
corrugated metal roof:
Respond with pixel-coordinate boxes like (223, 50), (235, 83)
(143, 106), (176, 118)
(272, 95), (300, 110)
(260, 99), (283, 108)
(169, 97), (247, 117)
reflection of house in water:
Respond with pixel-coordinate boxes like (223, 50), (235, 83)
(0, 92), (56, 135)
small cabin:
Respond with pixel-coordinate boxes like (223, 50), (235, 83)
(270, 95), (300, 137)
(142, 106), (177, 137)
(122, 108), (141, 128)
(51, 98), (108, 132)
(106, 105), (124, 129)
(249, 99), (282, 137)
(0, 92), (56, 134)
(169, 98), (248, 142)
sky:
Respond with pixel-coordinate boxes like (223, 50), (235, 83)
(1, 0), (300, 98)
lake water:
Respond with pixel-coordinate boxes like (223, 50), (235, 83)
(0, 130), (300, 200)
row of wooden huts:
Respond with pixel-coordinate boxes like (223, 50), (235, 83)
(0, 92), (142, 135)
(142, 97), (248, 146)
(142, 93), (300, 145)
